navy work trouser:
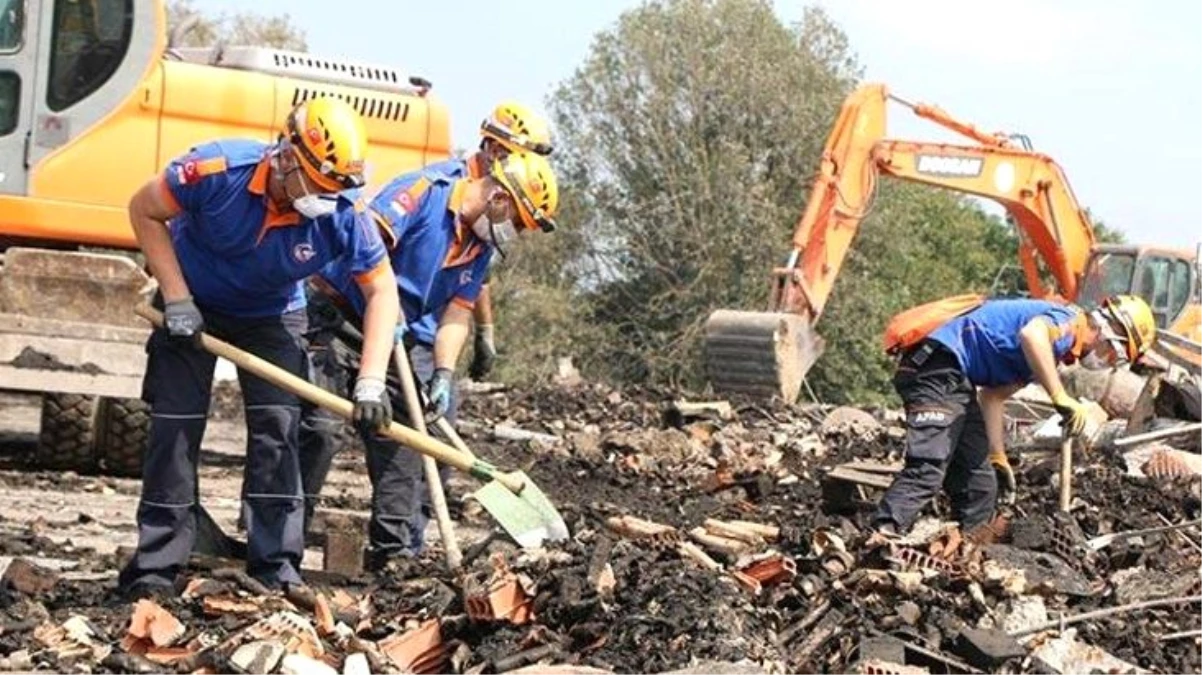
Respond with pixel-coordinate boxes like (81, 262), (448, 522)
(298, 292), (456, 568)
(118, 302), (308, 592)
(874, 340), (997, 533)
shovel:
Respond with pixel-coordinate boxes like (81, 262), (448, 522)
(1058, 436), (1072, 512)
(416, 387), (557, 547)
(1086, 518), (1202, 551)
(391, 341), (463, 570)
(330, 316), (558, 551)
(135, 304), (568, 549)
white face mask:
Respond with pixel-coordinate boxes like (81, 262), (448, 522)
(1079, 350), (1113, 371)
(471, 214), (518, 256)
(293, 194), (338, 220)
(271, 143), (338, 220)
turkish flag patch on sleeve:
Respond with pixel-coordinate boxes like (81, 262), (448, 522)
(175, 156), (227, 185)
(177, 160), (200, 185)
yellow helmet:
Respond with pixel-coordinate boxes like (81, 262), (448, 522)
(285, 97), (368, 192)
(1096, 294), (1157, 362)
(480, 100), (554, 156)
(491, 152), (559, 233)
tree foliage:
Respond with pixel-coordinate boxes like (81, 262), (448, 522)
(166, 0), (307, 51)
(484, 0), (1027, 402)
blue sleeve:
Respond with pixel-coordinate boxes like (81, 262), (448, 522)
(369, 175), (432, 242)
(453, 251), (494, 306)
(340, 206), (389, 279)
(422, 159), (468, 179)
(1041, 304), (1080, 359)
(161, 144), (231, 214)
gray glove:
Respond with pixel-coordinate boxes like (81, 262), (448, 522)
(164, 297), (204, 347)
(352, 376), (391, 434)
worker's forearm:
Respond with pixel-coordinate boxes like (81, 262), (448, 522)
(131, 215), (190, 302)
(357, 282), (400, 382)
(434, 304), (473, 370)
(1020, 322), (1068, 400)
(473, 284), (494, 325)
(979, 385), (1020, 453)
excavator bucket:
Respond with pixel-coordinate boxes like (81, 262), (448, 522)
(703, 310), (825, 404)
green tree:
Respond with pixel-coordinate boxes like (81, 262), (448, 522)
(494, 0), (1030, 404)
(541, 0), (862, 387)
(166, 0), (307, 51)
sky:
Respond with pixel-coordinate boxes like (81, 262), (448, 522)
(199, 0), (1202, 248)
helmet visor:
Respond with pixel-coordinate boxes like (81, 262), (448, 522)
(481, 119), (553, 156)
(286, 133), (364, 191)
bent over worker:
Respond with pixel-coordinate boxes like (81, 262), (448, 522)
(424, 100), (555, 380)
(119, 97), (399, 597)
(873, 295), (1156, 538)
(299, 151), (560, 572)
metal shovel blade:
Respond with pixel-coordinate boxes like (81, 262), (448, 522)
(471, 470), (569, 549)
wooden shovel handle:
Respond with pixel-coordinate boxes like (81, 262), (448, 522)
(134, 303), (521, 492)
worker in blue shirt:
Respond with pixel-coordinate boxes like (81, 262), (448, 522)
(872, 295), (1157, 541)
(424, 100), (555, 381)
(299, 151), (560, 572)
(118, 97), (400, 598)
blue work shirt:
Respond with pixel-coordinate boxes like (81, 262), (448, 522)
(927, 299), (1082, 388)
(423, 153), (485, 181)
(316, 169), (493, 346)
(160, 139), (389, 318)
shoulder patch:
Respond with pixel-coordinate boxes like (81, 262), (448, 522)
(177, 156), (228, 185)
(370, 208), (399, 250)
(393, 177), (431, 214)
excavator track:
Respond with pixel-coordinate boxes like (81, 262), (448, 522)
(703, 310), (825, 403)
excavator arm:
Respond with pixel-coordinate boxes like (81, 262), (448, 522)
(704, 83), (1097, 402)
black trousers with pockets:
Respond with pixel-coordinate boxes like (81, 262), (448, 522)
(118, 298), (308, 591)
(873, 340), (997, 533)
(298, 291), (456, 568)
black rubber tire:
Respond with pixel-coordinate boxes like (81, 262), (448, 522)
(94, 397), (150, 478)
(34, 393), (99, 473)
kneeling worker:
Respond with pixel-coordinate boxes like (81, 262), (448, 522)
(873, 294), (1156, 538)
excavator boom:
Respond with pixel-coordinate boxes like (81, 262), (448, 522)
(704, 83), (1098, 402)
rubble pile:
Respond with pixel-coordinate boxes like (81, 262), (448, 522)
(1, 376), (1200, 674)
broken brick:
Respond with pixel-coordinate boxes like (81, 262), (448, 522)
(465, 573), (534, 625)
(128, 599), (185, 648)
(314, 592), (336, 636)
(1, 558), (60, 595)
(201, 594), (262, 616)
(322, 512), (368, 577)
(379, 619), (443, 673)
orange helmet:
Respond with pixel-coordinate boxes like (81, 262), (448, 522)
(285, 97), (368, 192)
(480, 100), (554, 156)
(491, 152), (559, 232)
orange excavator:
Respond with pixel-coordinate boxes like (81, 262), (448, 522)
(704, 83), (1201, 402)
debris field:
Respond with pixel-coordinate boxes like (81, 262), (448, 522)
(0, 373), (1200, 674)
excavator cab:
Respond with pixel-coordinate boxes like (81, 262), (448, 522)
(1078, 245), (1200, 332)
